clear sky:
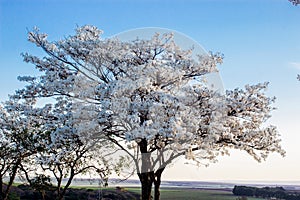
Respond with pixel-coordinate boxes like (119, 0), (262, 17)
(0, 0), (300, 183)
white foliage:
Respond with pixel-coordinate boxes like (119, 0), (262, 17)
(14, 25), (285, 174)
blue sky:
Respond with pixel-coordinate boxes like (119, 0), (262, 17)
(0, 0), (300, 182)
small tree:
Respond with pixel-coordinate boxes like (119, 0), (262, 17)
(17, 26), (285, 200)
(29, 174), (53, 200)
(289, 0), (300, 5)
(35, 98), (115, 200)
(0, 98), (44, 200)
(1, 95), (117, 200)
(0, 127), (14, 200)
(15, 97), (120, 200)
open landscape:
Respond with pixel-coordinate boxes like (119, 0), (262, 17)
(73, 179), (300, 200)
(4, 179), (300, 200)
(1, 1), (300, 200)
(1, 184), (265, 200)
(140, 188), (264, 200)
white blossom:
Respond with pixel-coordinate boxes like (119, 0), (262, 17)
(13, 26), (286, 199)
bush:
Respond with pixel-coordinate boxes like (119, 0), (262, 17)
(236, 197), (248, 200)
(233, 185), (291, 199)
(233, 186), (255, 196)
(8, 192), (20, 200)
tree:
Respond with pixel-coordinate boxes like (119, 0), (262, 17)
(0, 123), (14, 200)
(0, 98), (44, 200)
(28, 174), (53, 200)
(31, 98), (116, 200)
(233, 185), (288, 199)
(0, 95), (117, 200)
(232, 186), (255, 197)
(289, 0), (300, 5)
(16, 97), (120, 200)
(17, 25), (285, 200)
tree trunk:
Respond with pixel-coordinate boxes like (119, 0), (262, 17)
(154, 181), (160, 200)
(3, 159), (21, 200)
(138, 172), (153, 200)
(41, 190), (46, 200)
(154, 167), (165, 200)
(57, 171), (75, 200)
(0, 175), (3, 200)
(53, 164), (63, 200)
(138, 139), (154, 200)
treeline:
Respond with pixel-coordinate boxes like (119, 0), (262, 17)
(2, 183), (140, 200)
(232, 185), (300, 200)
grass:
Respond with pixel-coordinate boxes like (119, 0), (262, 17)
(3, 183), (269, 200)
(126, 187), (265, 200)
(67, 186), (266, 200)
(158, 188), (264, 200)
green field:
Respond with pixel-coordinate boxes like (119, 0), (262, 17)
(124, 187), (265, 200)
(10, 184), (267, 199)
(68, 186), (266, 199)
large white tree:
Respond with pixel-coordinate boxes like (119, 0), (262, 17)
(17, 25), (285, 200)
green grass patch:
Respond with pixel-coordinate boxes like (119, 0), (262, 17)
(157, 188), (264, 200)
(65, 186), (266, 200)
